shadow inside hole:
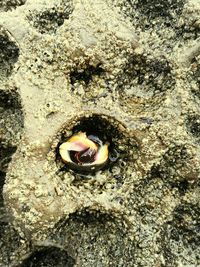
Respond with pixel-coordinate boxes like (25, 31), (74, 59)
(20, 247), (75, 267)
(0, 28), (19, 79)
(149, 163), (197, 196)
(56, 115), (130, 175)
(70, 64), (104, 86)
(192, 63), (200, 92)
(175, 23), (200, 42)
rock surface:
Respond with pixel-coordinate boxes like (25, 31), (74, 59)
(0, 0), (199, 266)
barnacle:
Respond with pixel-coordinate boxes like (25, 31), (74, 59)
(59, 132), (109, 172)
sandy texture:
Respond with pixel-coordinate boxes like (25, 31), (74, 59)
(0, 0), (200, 266)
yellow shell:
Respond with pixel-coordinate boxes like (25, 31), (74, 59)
(59, 132), (109, 172)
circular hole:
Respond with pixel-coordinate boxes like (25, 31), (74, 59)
(118, 55), (175, 113)
(52, 114), (138, 177)
(0, 27), (19, 80)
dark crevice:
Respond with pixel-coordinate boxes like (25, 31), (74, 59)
(70, 65), (104, 86)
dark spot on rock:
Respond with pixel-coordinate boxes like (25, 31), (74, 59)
(161, 202), (200, 264)
(0, 28), (19, 79)
(0, 36), (19, 62)
(70, 65), (104, 86)
(68, 210), (113, 225)
(46, 111), (57, 119)
(171, 179), (189, 195)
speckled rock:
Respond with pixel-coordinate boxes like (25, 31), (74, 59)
(0, 0), (200, 266)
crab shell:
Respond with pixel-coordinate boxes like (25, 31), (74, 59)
(59, 132), (109, 172)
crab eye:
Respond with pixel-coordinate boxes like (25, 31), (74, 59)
(59, 132), (109, 172)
